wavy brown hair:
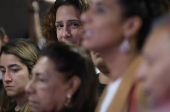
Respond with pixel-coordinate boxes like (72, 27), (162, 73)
(42, 0), (90, 43)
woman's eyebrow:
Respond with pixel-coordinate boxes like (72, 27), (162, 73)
(0, 66), (4, 69)
(0, 64), (19, 69)
(8, 64), (19, 68)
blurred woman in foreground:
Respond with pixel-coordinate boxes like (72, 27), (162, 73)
(81, 0), (168, 111)
(26, 42), (98, 112)
(138, 15), (170, 112)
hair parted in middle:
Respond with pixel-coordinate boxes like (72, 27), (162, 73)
(0, 38), (40, 112)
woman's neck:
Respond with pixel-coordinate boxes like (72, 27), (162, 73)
(15, 93), (28, 111)
(99, 72), (110, 84)
(100, 45), (137, 82)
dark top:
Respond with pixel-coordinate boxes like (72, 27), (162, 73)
(0, 80), (3, 93)
(8, 108), (20, 112)
(99, 83), (106, 97)
(97, 73), (106, 97)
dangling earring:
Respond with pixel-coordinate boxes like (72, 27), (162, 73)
(119, 38), (130, 54)
(65, 94), (72, 108)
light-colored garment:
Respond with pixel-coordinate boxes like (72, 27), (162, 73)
(95, 55), (142, 112)
(95, 67), (100, 74)
(0, 72), (2, 80)
(99, 78), (122, 112)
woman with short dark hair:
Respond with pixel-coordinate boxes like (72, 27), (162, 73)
(26, 42), (98, 112)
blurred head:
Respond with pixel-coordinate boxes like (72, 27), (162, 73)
(26, 42), (98, 112)
(81, 0), (167, 52)
(137, 15), (170, 103)
(0, 38), (40, 111)
(42, 0), (89, 43)
(0, 27), (9, 50)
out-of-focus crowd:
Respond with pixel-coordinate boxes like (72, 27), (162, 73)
(0, 0), (170, 112)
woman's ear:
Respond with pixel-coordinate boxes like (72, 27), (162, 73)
(66, 76), (81, 96)
(123, 16), (142, 38)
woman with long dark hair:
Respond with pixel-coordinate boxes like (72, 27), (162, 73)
(0, 38), (40, 112)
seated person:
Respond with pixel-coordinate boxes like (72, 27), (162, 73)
(138, 14), (170, 112)
(26, 42), (98, 112)
(0, 38), (40, 112)
(0, 27), (9, 93)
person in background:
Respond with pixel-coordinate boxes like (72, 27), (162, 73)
(27, 0), (54, 48)
(26, 42), (98, 112)
(42, 0), (109, 96)
(81, 0), (168, 111)
(0, 38), (40, 112)
(0, 27), (8, 50)
(137, 14), (170, 112)
(42, 0), (89, 44)
(0, 27), (9, 95)
(27, 0), (44, 45)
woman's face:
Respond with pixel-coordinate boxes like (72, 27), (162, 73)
(0, 53), (30, 97)
(137, 26), (170, 103)
(55, 5), (82, 46)
(26, 56), (69, 112)
(81, 0), (126, 51)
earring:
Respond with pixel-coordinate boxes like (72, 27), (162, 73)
(119, 38), (130, 54)
(65, 94), (72, 108)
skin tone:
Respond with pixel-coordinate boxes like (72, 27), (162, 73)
(90, 51), (109, 84)
(55, 5), (82, 46)
(81, 0), (141, 81)
(0, 53), (29, 111)
(137, 24), (170, 110)
(25, 56), (81, 112)
(27, 0), (43, 44)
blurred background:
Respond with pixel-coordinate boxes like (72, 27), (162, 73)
(0, 0), (54, 40)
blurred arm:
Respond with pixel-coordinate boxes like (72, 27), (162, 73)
(27, 0), (42, 44)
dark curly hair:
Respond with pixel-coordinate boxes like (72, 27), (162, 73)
(118, 0), (168, 51)
(42, 0), (90, 43)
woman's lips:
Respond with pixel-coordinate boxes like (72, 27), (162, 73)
(5, 86), (14, 89)
(29, 100), (39, 106)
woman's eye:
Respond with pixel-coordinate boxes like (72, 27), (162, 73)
(70, 23), (80, 28)
(95, 7), (105, 14)
(56, 25), (63, 29)
(12, 69), (19, 73)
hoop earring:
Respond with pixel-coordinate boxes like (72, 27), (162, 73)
(65, 94), (72, 108)
(119, 38), (130, 54)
